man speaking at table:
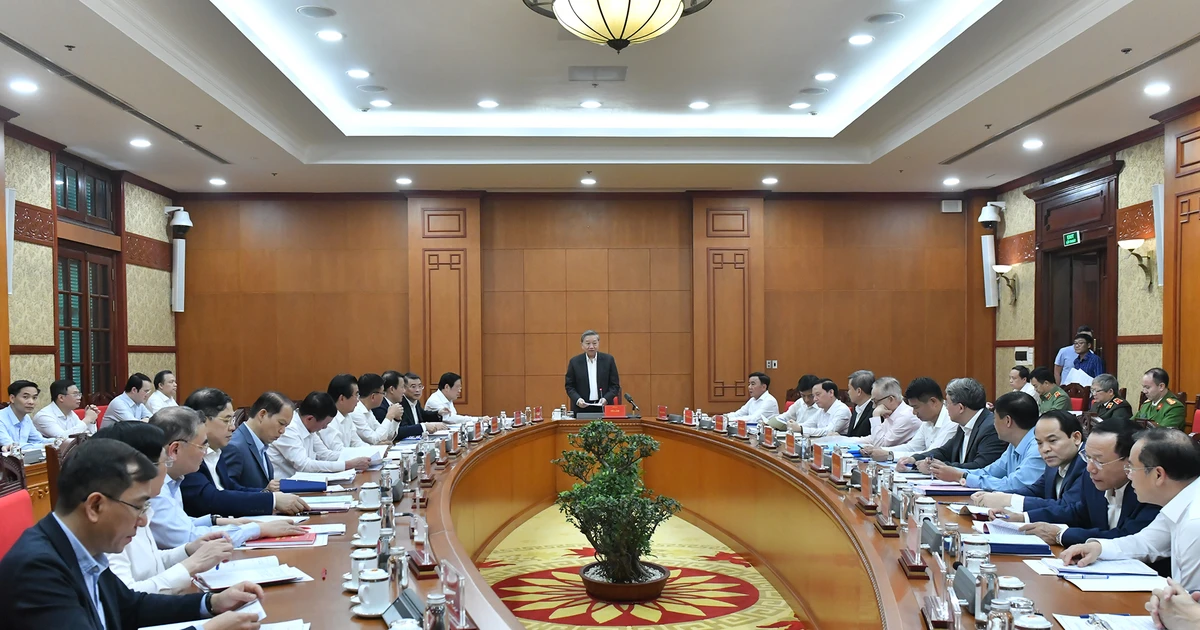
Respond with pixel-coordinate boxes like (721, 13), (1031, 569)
(565, 330), (620, 416)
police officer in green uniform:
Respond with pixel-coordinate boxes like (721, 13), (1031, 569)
(1030, 366), (1070, 414)
(1089, 373), (1132, 422)
(1134, 367), (1185, 429)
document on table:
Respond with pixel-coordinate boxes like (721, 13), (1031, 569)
(195, 557), (312, 590)
(304, 495), (353, 507)
(1041, 557), (1158, 577)
(302, 523), (346, 535)
(1053, 614), (1156, 630)
(943, 503), (991, 516)
(290, 470), (356, 484)
(242, 515), (309, 524)
(1064, 575), (1168, 592)
(138, 600), (267, 629)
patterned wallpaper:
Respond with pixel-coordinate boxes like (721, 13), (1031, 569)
(999, 184), (1035, 237)
(126, 265), (175, 346)
(129, 352), (176, 382)
(1117, 137), (1165, 210)
(9, 242), (55, 345)
(3, 137), (51, 209)
(124, 182), (171, 242)
(1117, 344), (1162, 397)
(1117, 238), (1162, 336)
(10, 354), (56, 412)
(995, 261), (1035, 340)
(994, 347), (1032, 400)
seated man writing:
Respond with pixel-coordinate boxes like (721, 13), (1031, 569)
(972, 410), (1086, 512)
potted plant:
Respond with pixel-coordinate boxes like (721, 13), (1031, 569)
(553, 420), (682, 602)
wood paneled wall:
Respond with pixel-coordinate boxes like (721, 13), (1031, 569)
(176, 198), (409, 405)
(1160, 103), (1200, 402)
(479, 196), (693, 414)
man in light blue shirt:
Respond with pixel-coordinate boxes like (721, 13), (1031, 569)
(103, 374), (154, 424)
(147, 407), (303, 549)
(0, 380), (50, 449)
(933, 390), (1046, 493)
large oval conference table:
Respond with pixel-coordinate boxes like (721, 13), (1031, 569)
(251, 417), (1150, 629)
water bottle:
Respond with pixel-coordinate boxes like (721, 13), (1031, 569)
(424, 593), (447, 630)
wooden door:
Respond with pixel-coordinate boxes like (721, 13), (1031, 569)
(1048, 248), (1106, 362)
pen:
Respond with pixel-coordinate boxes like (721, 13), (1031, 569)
(321, 569), (327, 580)
(994, 513), (1009, 520)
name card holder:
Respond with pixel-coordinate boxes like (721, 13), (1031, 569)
(488, 417), (500, 436)
(683, 408), (694, 426)
(512, 411), (524, 428)
(657, 405), (669, 421)
(761, 425), (777, 449)
(447, 431), (461, 456)
(533, 406), (543, 423)
(900, 515), (929, 579)
(874, 482), (899, 537)
(714, 415), (726, 433)
(921, 557), (952, 628)
(469, 421), (483, 443)
(408, 547), (439, 580)
(855, 462), (878, 515)
(809, 444), (829, 475)
(604, 405), (625, 418)
(736, 419), (749, 440)
(783, 432), (801, 459)
(434, 441), (449, 469)
(827, 450), (849, 489)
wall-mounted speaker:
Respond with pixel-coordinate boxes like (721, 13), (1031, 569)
(941, 200), (963, 214)
(1152, 183), (1164, 287)
(171, 238), (186, 312)
(982, 234), (998, 308)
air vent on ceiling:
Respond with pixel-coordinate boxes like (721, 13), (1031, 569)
(0, 31), (230, 165)
(296, 5), (336, 18)
(941, 200), (963, 214)
(568, 66), (628, 82)
(799, 87), (828, 96)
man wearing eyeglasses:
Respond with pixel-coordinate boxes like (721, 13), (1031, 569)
(1090, 373), (1132, 422)
(1001, 417), (1160, 549)
(33, 379), (100, 439)
(852, 377), (921, 449)
(1061, 428), (1200, 590)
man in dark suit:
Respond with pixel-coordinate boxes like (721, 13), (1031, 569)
(394, 373), (448, 438)
(565, 330), (621, 416)
(220, 391), (293, 491)
(372, 371), (406, 422)
(1018, 417), (1160, 547)
(0, 438), (264, 629)
(845, 370), (876, 438)
(182, 388), (307, 518)
(898, 377), (1007, 472)
(974, 410), (1087, 512)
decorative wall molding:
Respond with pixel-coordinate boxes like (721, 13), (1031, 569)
(1116, 201), (1156, 240)
(993, 125), (1161, 195)
(706, 208), (750, 238)
(994, 339), (1035, 348)
(9, 345), (55, 355)
(3, 123), (65, 152)
(128, 345), (177, 353)
(423, 249), (469, 404)
(707, 248), (750, 400)
(1116, 335), (1163, 344)
(123, 233), (172, 270)
(422, 208), (467, 238)
(996, 232), (1035, 265)
(1176, 127), (1200, 179)
(1180, 188), (1200, 224)
(14, 202), (55, 246)
(117, 171), (177, 201)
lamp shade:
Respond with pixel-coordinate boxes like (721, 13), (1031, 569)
(553, 0), (684, 51)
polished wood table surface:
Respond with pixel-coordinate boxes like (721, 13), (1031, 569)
(240, 418), (1152, 629)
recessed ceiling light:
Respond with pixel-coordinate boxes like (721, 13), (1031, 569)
(396, 177), (412, 186)
(1022, 139), (1044, 150)
(689, 101), (710, 110)
(316, 30), (343, 42)
(297, 5), (337, 18)
(815, 73), (837, 82)
(580, 100), (602, 109)
(9, 80), (37, 94)
(209, 178), (226, 186)
(129, 139), (151, 148)
(477, 100), (499, 108)
(789, 102), (811, 110)
(369, 99), (392, 108)
(581, 177), (597, 186)
(762, 177), (779, 185)
(346, 69), (370, 79)
(848, 34), (875, 46)
(943, 177), (960, 186)
(1144, 82), (1170, 96)
(866, 12), (905, 24)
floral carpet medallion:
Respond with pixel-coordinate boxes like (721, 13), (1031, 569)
(480, 508), (807, 629)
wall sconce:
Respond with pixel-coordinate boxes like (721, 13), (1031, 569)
(1118, 238), (1155, 290)
(992, 264), (1018, 306)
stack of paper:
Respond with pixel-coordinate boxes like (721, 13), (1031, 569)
(960, 533), (1051, 556)
(301, 523), (346, 536)
(341, 445), (387, 464)
(1042, 557), (1158, 577)
(943, 503), (991, 517)
(1053, 614), (1156, 629)
(243, 515), (309, 524)
(973, 519), (1025, 535)
(243, 532), (328, 549)
(911, 482), (975, 497)
(299, 495), (353, 513)
(195, 557), (312, 591)
(139, 601), (268, 630)
(291, 470), (356, 484)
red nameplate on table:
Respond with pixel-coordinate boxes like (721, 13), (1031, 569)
(603, 405), (626, 418)
(714, 414), (726, 432)
(534, 406), (542, 422)
(657, 405), (668, 421)
(784, 431), (797, 456)
(737, 419), (748, 439)
(683, 409), (694, 425)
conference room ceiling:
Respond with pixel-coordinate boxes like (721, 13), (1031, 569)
(0, 0), (1196, 193)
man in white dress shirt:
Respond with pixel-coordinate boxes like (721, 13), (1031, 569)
(268, 391), (372, 479)
(347, 373), (401, 444)
(425, 372), (488, 425)
(798, 380), (851, 438)
(1009, 366), (1039, 401)
(862, 377), (958, 462)
(853, 376), (922, 448)
(33, 379), (100, 439)
(1061, 428), (1200, 590)
(725, 372), (779, 425)
(146, 370), (178, 414)
(0, 380), (50, 450)
(317, 374), (369, 453)
(766, 374), (820, 432)
(103, 373), (153, 423)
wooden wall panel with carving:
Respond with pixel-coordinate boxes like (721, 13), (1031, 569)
(1117, 201), (1157, 241)
(124, 233), (172, 270)
(14, 202), (55, 246)
(409, 197), (482, 414)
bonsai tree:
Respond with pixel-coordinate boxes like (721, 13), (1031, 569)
(554, 421), (681, 583)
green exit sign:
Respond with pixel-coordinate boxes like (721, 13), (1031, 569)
(1063, 230), (1081, 247)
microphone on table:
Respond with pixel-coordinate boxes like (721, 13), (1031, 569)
(624, 393), (641, 413)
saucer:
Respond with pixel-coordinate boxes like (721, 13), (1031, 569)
(351, 538), (378, 548)
(342, 572), (352, 581)
(349, 595), (361, 606)
(351, 533), (360, 539)
(357, 503), (382, 511)
(342, 580), (359, 592)
(351, 605), (385, 618)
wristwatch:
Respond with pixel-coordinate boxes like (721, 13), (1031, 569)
(203, 591), (215, 615)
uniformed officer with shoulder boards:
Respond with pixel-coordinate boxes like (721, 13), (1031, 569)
(1030, 366), (1070, 414)
(1089, 373), (1132, 421)
(1134, 368), (1185, 429)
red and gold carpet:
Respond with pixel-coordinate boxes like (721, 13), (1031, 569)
(479, 507), (808, 629)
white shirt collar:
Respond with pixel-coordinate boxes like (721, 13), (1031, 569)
(962, 409), (984, 432)
(1160, 478), (1200, 522)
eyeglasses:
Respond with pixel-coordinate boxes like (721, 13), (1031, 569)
(1123, 463), (1156, 476)
(871, 395), (894, 405)
(102, 494), (151, 517)
(1079, 451), (1125, 470)
(173, 438), (208, 452)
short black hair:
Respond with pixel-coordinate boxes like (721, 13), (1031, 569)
(994, 390), (1039, 430)
(7, 380), (38, 397)
(1011, 366), (1030, 381)
(1145, 368), (1170, 388)
(814, 380), (838, 396)
(382, 371), (403, 391)
(438, 372), (461, 391)
(50, 379), (75, 402)
(1090, 416), (1139, 459)
(298, 391), (337, 421)
(153, 370), (174, 390)
(404, 372), (422, 384)
(1029, 366), (1055, 385)
(795, 374), (821, 392)
(148, 406), (203, 444)
(1073, 333), (1093, 346)
(183, 387), (232, 421)
(94, 422), (167, 463)
(1038, 409), (1083, 437)
(249, 391), (292, 418)
(1133, 428), (1200, 482)
(904, 377), (943, 403)
(124, 373), (152, 393)
(749, 372), (770, 388)
(327, 374), (358, 401)
(54, 438), (158, 515)
(1077, 325), (1093, 334)
(358, 373), (384, 396)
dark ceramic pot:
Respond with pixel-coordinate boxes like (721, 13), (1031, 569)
(579, 561), (669, 602)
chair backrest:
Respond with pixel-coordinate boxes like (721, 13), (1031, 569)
(0, 454), (33, 561)
(45, 435), (88, 511)
(1063, 384), (1090, 412)
(233, 407), (250, 428)
(0, 454), (25, 497)
(1193, 395), (1200, 435)
(1118, 387), (1127, 401)
(785, 388), (799, 403)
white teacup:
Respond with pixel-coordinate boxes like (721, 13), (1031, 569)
(357, 512), (382, 546)
(358, 568), (391, 614)
(360, 482), (381, 506)
(349, 548), (378, 588)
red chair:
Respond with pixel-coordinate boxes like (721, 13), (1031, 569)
(1064, 384), (1090, 413)
(74, 405), (109, 430)
(784, 400), (795, 411)
(0, 455), (33, 561)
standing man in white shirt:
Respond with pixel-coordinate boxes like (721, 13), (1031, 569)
(269, 391), (372, 478)
(1061, 428), (1200, 590)
(1009, 366), (1039, 400)
(725, 372), (779, 425)
(861, 377), (957, 462)
(146, 370), (178, 414)
(426, 372), (488, 425)
(0, 380), (50, 450)
(104, 373), (153, 423)
(564, 330), (621, 416)
(33, 379), (99, 439)
(853, 376), (922, 448)
(768, 374), (821, 432)
(798, 380), (851, 438)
